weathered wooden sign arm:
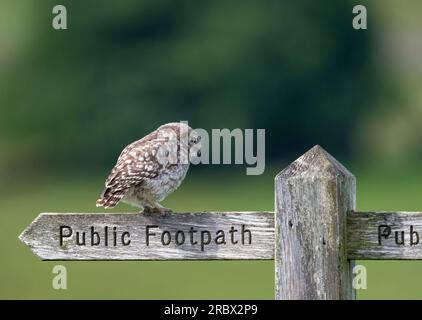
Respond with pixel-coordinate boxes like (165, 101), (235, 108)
(19, 212), (275, 261)
(19, 145), (422, 300)
(348, 211), (422, 260)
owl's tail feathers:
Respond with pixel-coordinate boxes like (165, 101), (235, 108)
(96, 189), (124, 209)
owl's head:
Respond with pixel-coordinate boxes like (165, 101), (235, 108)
(155, 122), (202, 164)
(157, 122), (201, 147)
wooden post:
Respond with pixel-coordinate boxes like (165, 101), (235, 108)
(275, 145), (356, 300)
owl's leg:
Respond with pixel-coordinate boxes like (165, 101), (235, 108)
(140, 205), (153, 216)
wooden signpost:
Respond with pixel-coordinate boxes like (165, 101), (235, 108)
(19, 145), (422, 299)
(19, 212), (274, 260)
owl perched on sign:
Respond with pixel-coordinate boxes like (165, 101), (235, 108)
(96, 122), (200, 214)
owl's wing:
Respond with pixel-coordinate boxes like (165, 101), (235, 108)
(105, 161), (160, 191)
(96, 138), (163, 208)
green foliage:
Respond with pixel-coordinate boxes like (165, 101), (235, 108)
(0, 0), (381, 173)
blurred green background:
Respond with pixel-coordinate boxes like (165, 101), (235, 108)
(1, 0), (422, 299)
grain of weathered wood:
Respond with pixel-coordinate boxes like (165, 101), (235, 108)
(19, 212), (274, 260)
(275, 145), (356, 300)
(348, 211), (422, 259)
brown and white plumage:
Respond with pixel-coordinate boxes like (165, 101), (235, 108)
(96, 122), (200, 213)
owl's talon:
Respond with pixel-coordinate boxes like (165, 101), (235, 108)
(158, 207), (173, 216)
(141, 206), (153, 216)
(151, 207), (172, 215)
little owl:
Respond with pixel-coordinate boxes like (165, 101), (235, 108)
(96, 122), (200, 214)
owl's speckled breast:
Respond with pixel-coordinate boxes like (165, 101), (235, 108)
(122, 163), (189, 208)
